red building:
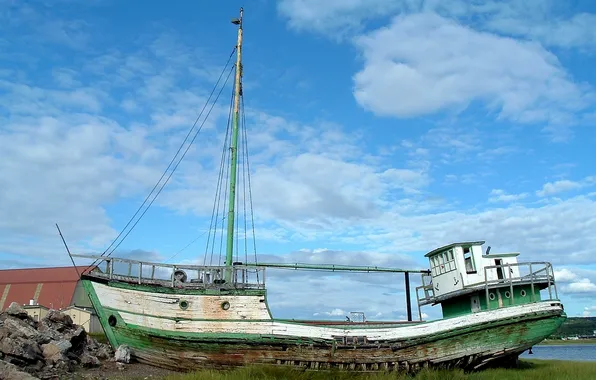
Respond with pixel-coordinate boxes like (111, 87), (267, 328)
(0, 266), (93, 311)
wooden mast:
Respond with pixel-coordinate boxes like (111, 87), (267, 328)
(225, 8), (244, 278)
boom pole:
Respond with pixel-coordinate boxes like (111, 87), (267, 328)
(225, 8), (244, 276)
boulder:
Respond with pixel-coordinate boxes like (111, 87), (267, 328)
(5, 302), (29, 320)
(114, 344), (131, 364)
(0, 360), (39, 380)
(0, 336), (44, 362)
(0, 306), (113, 377)
(3, 317), (38, 339)
(80, 352), (101, 367)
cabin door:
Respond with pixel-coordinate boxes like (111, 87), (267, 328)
(495, 259), (504, 280)
(471, 295), (481, 312)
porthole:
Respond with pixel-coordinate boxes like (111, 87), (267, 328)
(108, 315), (117, 327)
(179, 300), (189, 310)
(221, 301), (231, 310)
(489, 293), (496, 301)
(520, 290), (527, 297)
(504, 291), (511, 299)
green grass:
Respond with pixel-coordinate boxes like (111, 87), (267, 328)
(156, 360), (596, 380)
(88, 332), (108, 344)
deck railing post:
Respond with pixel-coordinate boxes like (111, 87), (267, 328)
(139, 262), (142, 284)
(529, 263), (535, 303)
(405, 272), (412, 322)
(551, 264), (559, 300)
(109, 260), (113, 280)
(484, 267), (489, 310)
(545, 264), (553, 300)
(509, 264), (514, 305)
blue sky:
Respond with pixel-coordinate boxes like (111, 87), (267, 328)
(1, 0), (596, 321)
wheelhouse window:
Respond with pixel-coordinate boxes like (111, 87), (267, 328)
(431, 249), (456, 276)
(463, 247), (476, 274)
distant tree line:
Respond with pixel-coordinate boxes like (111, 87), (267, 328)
(550, 317), (596, 338)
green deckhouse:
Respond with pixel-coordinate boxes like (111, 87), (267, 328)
(417, 241), (558, 320)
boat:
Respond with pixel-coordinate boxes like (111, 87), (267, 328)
(71, 8), (566, 373)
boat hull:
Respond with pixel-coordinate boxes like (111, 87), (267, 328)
(82, 278), (566, 372)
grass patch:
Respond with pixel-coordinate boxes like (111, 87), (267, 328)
(89, 332), (108, 344)
(158, 360), (596, 380)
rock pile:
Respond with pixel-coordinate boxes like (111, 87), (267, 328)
(0, 302), (113, 379)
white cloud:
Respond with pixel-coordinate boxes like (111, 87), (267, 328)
(555, 268), (580, 283)
(277, 0), (400, 38)
(353, 13), (589, 128)
(536, 176), (595, 197)
(278, 0), (596, 50)
(489, 189), (528, 203)
(565, 279), (596, 294)
(316, 308), (346, 317)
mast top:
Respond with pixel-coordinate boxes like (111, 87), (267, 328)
(231, 7), (243, 26)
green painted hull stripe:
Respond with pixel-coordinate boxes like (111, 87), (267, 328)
(106, 309), (564, 344)
(82, 280), (119, 347)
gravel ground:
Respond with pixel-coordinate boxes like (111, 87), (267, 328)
(74, 361), (177, 379)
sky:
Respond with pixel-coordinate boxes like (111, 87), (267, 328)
(1, 0), (595, 322)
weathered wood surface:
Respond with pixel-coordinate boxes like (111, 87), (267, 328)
(111, 311), (563, 372)
(93, 280), (563, 341)
(84, 280), (566, 372)
(94, 282), (271, 320)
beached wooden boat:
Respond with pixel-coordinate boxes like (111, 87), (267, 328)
(72, 8), (566, 372)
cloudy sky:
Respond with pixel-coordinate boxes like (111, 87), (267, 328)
(1, 0), (595, 321)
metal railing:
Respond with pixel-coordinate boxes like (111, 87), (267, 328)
(415, 261), (558, 311)
(482, 261), (557, 310)
(71, 254), (265, 289)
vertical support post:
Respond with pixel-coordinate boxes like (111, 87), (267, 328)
(509, 264), (514, 305)
(547, 263), (553, 300)
(529, 263), (535, 303)
(225, 8), (244, 282)
(405, 272), (412, 322)
(551, 264), (559, 299)
(138, 262), (142, 284)
(484, 267), (489, 310)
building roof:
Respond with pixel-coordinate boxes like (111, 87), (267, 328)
(0, 266), (92, 311)
(424, 241), (486, 257)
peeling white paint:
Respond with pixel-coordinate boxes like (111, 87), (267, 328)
(91, 282), (563, 342)
(93, 282), (271, 320)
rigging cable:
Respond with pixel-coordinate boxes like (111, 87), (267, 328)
(104, 64), (236, 259)
(240, 94), (260, 282)
(204, 78), (235, 266)
(99, 47), (237, 261)
(164, 229), (210, 263)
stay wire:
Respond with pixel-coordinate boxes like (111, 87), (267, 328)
(240, 99), (248, 266)
(105, 64), (236, 258)
(165, 229), (209, 263)
(93, 48), (236, 267)
(205, 82), (235, 266)
(217, 137), (231, 266)
(241, 95), (259, 282)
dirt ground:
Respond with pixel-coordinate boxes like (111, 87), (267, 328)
(74, 361), (177, 380)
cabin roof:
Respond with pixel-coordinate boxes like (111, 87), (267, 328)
(482, 252), (520, 258)
(424, 241), (485, 258)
